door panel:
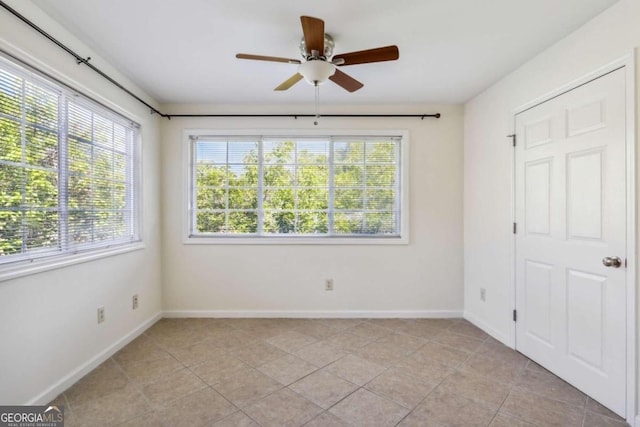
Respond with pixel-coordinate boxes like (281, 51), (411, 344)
(515, 68), (626, 416)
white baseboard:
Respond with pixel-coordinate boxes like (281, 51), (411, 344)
(163, 309), (464, 319)
(463, 310), (514, 348)
(28, 312), (162, 405)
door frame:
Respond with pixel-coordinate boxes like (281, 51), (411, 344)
(510, 53), (636, 423)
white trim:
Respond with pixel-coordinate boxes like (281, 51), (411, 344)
(181, 129), (410, 245)
(511, 53), (637, 424)
(0, 242), (145, 283)
(27, 311), (162, 405)
(163, 310), (463, 319)
(463, 310), (513, 348)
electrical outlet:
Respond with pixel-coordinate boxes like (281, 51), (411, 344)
(480, 288), (486, 302)
(97, 307), (105, 324)
(325, 279), (334, 291)
(132, 294), (139, 310)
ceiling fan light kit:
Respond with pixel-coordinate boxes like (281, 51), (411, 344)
(298, 60), (335, 86)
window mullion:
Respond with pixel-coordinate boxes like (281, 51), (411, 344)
(19, 78), (27, 254)
(328, 139), (335, 236)
(257, 139), (264, 235)
(58, 95), (69, 253)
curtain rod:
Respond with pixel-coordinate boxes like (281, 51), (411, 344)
(0, 1), (440, 121)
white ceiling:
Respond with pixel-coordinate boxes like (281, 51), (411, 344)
(32, 0), (618, 105)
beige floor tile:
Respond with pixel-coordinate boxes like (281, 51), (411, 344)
(325, 354), (386, 386)
(231, 342), (288, 367)
(257, 354), (318, 385)
(395, 321), (446, 340)
(365, 368), (438, 409)
(329, 388), (409, 427)
(460, 352), (526, 385)
(583, 411), (630, 427)
(587, 398), (626, 421)
(117, 413), (167, 427)
(447, 321), (489, 340)
(213, 367), (282, 408)
(433, 331), (485, 353)
(489, 413), (536, 427)
(326, 332), (372, 352)
(415, 318), (460, 329)
(409, 341), (471, 368)
(155, 387), (236, 427)
(364, 318), (411, 331)
(165, 339), (228, 367)
(52, 318), (624, 427)
(293, 322), (341, 340)
(209, 411), (259, 427)
(114, 334), (168, 365)
(409, 388), (496, 427)
(190, 353), (248, 385)
(266, 330), (318, 352)
(345, 322), (393, 340)
(303, 411), (350, 427)
(294, 341), (348, 367)
(476, 341), (529, 365)
(353, 341), (407, 367)
(318, 319), (364, 331)
(118, 351), (184, 385)
(392, 355), (455, 383)
(64, 359), (129, 408)
(243, 388), (322, 427)
(208, 330), (257, 351)
(514, 367), (587, 407)
(397, 413), (446, 427)
(290, 370), (359, 409)
(500, 388), (584, 427)
(141, 367), (208, 407)
(374, 333), (426, 355)
(72, 382), (151, 427)
(437, 370), (510, 411)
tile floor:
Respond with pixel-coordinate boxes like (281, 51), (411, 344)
(50, 318), (629, 426)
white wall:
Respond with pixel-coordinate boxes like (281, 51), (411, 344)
(0, 1), (163, 404)
(161, 104), (463, 316)
(463, 0), (639, 420)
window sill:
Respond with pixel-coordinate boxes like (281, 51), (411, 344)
(183, 236), (409, 245)
(0, 242), (146, 283)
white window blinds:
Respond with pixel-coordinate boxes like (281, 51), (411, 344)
(0, 55), (140, 266)
(191, 136), (401, 237)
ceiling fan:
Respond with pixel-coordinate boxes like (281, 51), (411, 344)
(236, 16), (399, 93)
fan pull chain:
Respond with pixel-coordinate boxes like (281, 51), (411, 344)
(314, 83), (320, 126)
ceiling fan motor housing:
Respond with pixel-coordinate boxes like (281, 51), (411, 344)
(299, 33), (335, 59)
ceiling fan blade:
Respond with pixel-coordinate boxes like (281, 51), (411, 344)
(329, 69), (364, 92)
(332, 45), (399, 66)
(274, 73), (304, 91)
(236, 53), (301, 64)
(300, 16), (324, 55)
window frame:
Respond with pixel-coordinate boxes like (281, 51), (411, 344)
(183, 129), (409, 245)
(0, 53), (144, 282)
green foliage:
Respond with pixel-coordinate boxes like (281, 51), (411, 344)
(195, 139), (398, 236)
(0, 71), (132, 258)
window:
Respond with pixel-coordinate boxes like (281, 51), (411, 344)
(0, 55), (140, 269)
(186, 131), (408, 243)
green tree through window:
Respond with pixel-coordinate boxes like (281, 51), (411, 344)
(0, 56), (139, 265)
(192, 136), (400, 237)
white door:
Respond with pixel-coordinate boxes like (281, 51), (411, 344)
(514, 68), (627, 416)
